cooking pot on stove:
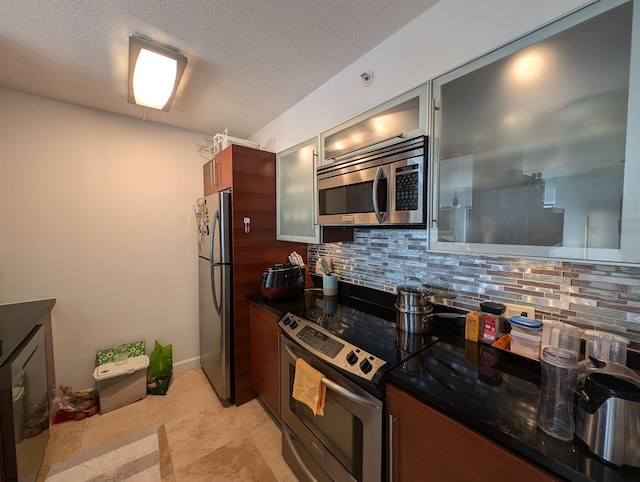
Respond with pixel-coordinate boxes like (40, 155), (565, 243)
(396, 278), (430, 310)
(261, 263), (304, 300)
(395, 305), (433, 333)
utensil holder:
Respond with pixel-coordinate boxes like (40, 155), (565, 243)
(323, 274), (338, 296)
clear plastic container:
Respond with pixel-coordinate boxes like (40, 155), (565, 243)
(541, 320), (582, 358)
(509, 316), (542, 333)
(508, 316), (542, 359)
(510, 329), (542, 360)
(583, 329), (629, 365)
(537, 347), (578, 441)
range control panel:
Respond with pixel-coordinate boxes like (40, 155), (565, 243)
(278, 313), (386, 381)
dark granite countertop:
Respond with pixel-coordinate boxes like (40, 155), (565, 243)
(0, 299), (56, 366)
(247, 289), (640, 481)
(388, 332), (640, 482)
(246, 291), (307, 319)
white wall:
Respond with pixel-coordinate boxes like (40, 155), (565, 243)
(252, 0), (591, 152)
(0, 89), (206, 389)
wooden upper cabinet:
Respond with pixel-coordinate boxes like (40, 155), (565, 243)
(203, 146), (233, 195)
(386, 383), (559, 482)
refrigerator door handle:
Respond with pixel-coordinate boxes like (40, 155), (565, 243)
(211, 209), (222, 315)
(210, 209), (219, 262)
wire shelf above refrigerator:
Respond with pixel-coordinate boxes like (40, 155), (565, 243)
(197, 128), (260, 159)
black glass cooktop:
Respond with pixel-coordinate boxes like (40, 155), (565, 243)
(288, 289), (460, 391)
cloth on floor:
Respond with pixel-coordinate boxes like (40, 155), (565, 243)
(292, 358), (326, 416)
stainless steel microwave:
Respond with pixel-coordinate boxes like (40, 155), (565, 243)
(316, 136), (427, 227)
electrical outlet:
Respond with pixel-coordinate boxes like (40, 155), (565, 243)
(503, 303), (532, 320)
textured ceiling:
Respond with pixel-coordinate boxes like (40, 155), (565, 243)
(0, 0), (440, 138)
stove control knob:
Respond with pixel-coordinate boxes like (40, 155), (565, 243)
(290, 321), (298, 329)
(360, 358), (373, 374)
(282, 316), (291, 326)
(346, 351), (358, 365)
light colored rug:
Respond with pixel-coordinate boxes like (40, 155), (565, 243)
(45, 425), (160, 481)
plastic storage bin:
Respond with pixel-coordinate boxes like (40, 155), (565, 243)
(93, 355), (149, 413)
(509, 316), (543, 360)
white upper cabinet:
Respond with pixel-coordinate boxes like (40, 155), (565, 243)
(429, 0), (640, 264)
(320, 84), (428, 166)
(276, 137), (320, 243)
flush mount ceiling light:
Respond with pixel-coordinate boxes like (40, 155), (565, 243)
(128, 36), (187, 111)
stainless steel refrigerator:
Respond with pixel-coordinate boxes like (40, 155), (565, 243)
(197, 190), (232, 401)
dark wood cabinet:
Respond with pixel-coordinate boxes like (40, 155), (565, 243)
(249, 302), (281, 418)
(386, 383), (558, 482)
(203, 146), (233, 195)
(202, 145), (306, 406)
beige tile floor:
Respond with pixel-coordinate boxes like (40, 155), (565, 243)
(37, 368), (298, 481)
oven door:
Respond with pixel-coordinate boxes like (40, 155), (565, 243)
(280, 336), (383, 482)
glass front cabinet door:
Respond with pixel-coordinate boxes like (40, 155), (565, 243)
(320, 84), (428, 166)
(276, 137), (320, 243)
(429, 0), (640, 264)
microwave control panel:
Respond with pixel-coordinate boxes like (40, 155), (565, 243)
(395, 164), (419, 211)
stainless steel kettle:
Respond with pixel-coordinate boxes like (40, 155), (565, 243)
(575, 370), (640, 466)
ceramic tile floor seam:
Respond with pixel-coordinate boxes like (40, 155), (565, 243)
(163, 398), (251, 470)
(158, 384), (222, 424)
(80, 394), (164, 452)
(36, 418), (87, 482)
(173, 432), (279, 481)
(249, 420), (298, 481)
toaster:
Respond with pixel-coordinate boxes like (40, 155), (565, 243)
(575, 370), (640, 466)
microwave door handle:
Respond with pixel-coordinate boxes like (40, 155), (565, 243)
(372, 166), (386, 224)
(283, 342), (379, 410)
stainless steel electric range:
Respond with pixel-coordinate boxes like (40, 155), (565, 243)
(277, 289), (461, 482)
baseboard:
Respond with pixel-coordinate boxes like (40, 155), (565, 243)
(173, 356), (201, 374)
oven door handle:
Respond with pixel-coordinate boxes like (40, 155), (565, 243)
(283, 342), (380, 411)
(321, 377), (380, 410)
(372, 166), (387, 224)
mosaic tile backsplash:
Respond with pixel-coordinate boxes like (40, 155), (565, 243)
(308, 229), (640, 350)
